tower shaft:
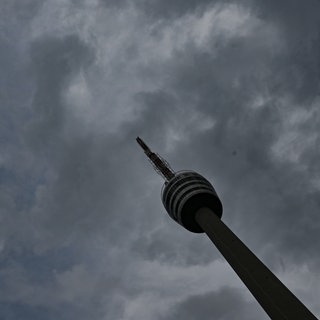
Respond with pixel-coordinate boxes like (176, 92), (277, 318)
(195, 207), (318, 320)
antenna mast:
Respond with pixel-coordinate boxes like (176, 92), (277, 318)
(136, 137), (175, 181)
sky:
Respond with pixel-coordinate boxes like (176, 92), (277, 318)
(1, 0), (320, 319)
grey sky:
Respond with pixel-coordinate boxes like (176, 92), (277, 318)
(1, 0), (320, 319)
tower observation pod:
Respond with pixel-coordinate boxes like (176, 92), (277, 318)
(136, 137), (318, 320)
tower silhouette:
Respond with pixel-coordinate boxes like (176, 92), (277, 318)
(137, 137), (317, 320)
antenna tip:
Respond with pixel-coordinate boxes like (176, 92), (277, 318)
(136, 136), (151, 153)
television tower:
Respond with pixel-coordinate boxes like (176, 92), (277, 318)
(136, 137), (318, 320)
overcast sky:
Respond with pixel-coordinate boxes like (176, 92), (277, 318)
(1, 0), (320, 319)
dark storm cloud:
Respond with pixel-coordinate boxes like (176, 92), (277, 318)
(1, 0), (320, 319)
(252, 0), (320, 107)
(138, 0), (217, 19)
(162, 287), (268, 320)
(26, 35), (93, 146)
(19, 35), (98, 249)
(22, 34), (148, 252)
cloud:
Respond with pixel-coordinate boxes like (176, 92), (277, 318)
(1, 0), (320, 319)
(162, 287), (268, 320)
